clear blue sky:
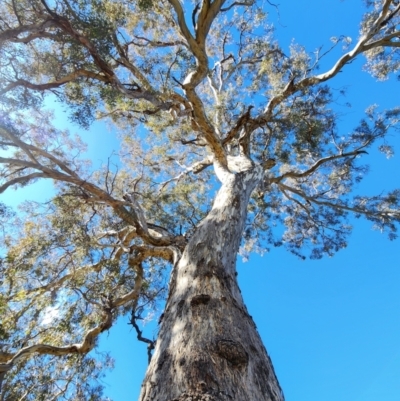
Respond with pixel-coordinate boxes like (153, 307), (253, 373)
(1, 1), (400, 401)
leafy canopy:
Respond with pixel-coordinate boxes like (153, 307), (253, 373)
(0, 0), (400, 399)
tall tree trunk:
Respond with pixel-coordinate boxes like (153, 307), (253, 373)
(139, 165), (284, 401)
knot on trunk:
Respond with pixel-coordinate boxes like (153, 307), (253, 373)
(216, 339), (248, 367)
(190, 294), (211, 307)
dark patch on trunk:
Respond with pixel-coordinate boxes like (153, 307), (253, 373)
(184, 352), (219, 395)
(194, 261), (227, 281)
(157, 350), (170, 370)
(201, 270), (214, 278)
(177, 299), (185, 317)
(232, 194), (240, 208)
(191, 359), (216, 389)
(190, 294), (211, 307)
(255, 360), (272, 397)
(215, 339), (248, 367)
(249, 344), (258, 354)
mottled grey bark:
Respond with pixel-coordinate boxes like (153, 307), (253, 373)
(139, 164), (284, 401)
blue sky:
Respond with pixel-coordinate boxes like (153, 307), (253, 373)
(1, 1), (399, 401)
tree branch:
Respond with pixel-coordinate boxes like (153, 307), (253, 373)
(129, 309), (155, 364)
(0, 255), (150, 392)
(0, 151), (176, 247)
(223, 106), (253, 145)
(167, 0), (197, 51)
(158, 156), (213, 191)
(261, 0), (400, 119)
(0, 70), (109, 96)
(220, 1), (255, 13)
(0, 308), (112, 391)
(0, 173), (47, 193)
(0, 3), (174, 111)
(0, 19), (58, 42)
(271, 149), (368, 184)
(196, 0), (227, 44)
(277, 182), (400, 220)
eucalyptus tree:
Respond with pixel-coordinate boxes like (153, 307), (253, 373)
(1, 0), (400, 400)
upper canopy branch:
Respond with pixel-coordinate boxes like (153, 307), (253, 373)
(185, 88), (228, 168)
(223, 106), (253, 146)
(167, 0), (197, 51)
(262, 0), (400, 120)
(131, 35), (188, 48)
(0, 18), (58, 42)
(158, 155), (213, 192)
(220, 1), (255, 13)
(111, 32), (158, 94)
(0, 70), (109, 97)
(195, 0), (227, 44)
(167, 0), (229, 168)
(271, 149), (368, 184)
(278, 182), (400, 222)
(0, 1), (177, 111)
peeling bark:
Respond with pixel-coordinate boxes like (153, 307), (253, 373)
(139, 165), (284, 401)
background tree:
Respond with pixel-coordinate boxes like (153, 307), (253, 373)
(0, 0), (400, 400)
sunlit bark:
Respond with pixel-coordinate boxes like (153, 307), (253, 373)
(140, 163), (283, 401)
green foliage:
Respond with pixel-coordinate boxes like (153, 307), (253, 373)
(1, 354), (113, 401)
(138, 0), (154, 11)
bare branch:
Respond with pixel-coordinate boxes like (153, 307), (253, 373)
(167, 0), (197, 50)
(0, 173), (47, 193)
(0, 127), (79, 177)
(277, 182), (400, 220)
(0, 70), (109, 96)
(0, 19), (58, 42)
(158, 156), (213, 191)
(271, 150), (368, 184)
(223, 106), (253, 146)
(220, 1), (255, 13)
(20, 261), (103, 298)
(129, 310), (155, 364)
(196, 0), (226, 44)
(132, 35), (187, 48)
(111, 33), (156, 93)
(166, 1), (229, 168)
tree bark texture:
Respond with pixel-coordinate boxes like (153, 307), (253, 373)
(139, 165), (284, 401)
